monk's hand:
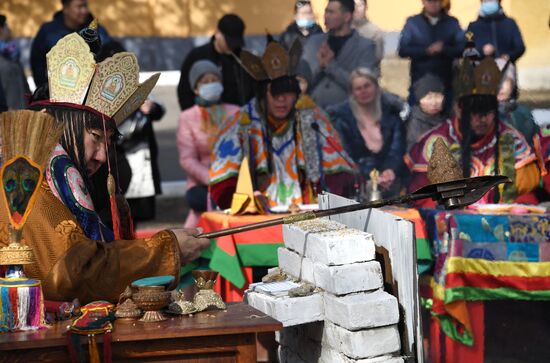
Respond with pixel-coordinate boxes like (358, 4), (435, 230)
(483, 43), (496, 57)
(317, 42), (334, 68)
(171, 228), (211, 264)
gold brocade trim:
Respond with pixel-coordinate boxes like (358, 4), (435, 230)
(0, 223), (8, 245)
(144, 230), (174, 249)
(46, 33), (96, 104)
(112, 73), (160, 125)
(55, 220), (86, 244)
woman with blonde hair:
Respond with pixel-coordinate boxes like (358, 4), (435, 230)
(328, 67), (405, 197)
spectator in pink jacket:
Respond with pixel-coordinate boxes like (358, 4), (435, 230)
(177, 60), (239, 228)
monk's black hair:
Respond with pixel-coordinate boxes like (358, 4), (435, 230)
(458, 94), (501, 202)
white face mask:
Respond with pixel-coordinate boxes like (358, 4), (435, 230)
(480, 0), (500, 16)
(198, 82), (224, 102)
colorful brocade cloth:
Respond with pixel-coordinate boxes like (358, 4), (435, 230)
(46, 144), (113, 241)
(209, 98), (354, 207)
(422, 209), (550, 346)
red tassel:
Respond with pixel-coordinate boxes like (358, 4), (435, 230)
(66, 333), (80, 363)
(107, 174), (122, 240)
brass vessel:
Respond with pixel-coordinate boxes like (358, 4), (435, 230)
(132, 285), (170, 322)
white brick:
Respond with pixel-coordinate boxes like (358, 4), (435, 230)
(300, 256), (316, 284)
(314, 261), (383, 295)
(245, 291), (324, 327)
(278, 247), (302, 279)
(305, 229), (376, 265)
(283, 218), (346, 255)
(320, 348), (404, 363)
(322, 321), (401, 359)
(319, 346), (350, 363)
(357, 356), (404, 363)
(324, 291), (399, 331)
(277, 247), (316, 284)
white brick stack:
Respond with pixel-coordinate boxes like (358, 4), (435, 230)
(246, 218), (404, 362)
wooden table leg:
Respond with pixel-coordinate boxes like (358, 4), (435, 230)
(236, 333), (257, 363)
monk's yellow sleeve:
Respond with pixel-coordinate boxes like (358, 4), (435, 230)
(515, 162), (540, 195)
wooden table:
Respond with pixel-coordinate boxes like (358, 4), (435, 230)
(0, 303), (282, 363)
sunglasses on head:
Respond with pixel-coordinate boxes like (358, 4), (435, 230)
(296, 0), (311, 8)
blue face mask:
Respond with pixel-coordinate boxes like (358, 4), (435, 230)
(296, 18), (315, 29)
(480, 1), (500, 16)
(198, 82), (223, 103)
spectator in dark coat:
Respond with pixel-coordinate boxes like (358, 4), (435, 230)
(467, 0), (525, 63)
(176, 14), (255, 110)
(30, 0), (111, 88)
(96, 41), (164, 222)
(0, 14), (30, 110)
(328, 67), (405, 197)
(301, 0), (378, 109)
(398, 0), (464, 112)
(279, 0), (323, 50)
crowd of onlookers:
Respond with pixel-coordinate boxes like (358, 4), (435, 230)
(0, 0), (544, 228)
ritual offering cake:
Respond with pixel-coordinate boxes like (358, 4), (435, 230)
(427, 137), (463, 184)
(0, 111), (62, 332)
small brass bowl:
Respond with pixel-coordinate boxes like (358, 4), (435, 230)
(132, 285), (171, 322)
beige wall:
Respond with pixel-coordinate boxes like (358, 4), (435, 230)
(1, 0), (548, 67)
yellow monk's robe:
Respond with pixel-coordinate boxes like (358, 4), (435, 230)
(0, 182), (181, 304)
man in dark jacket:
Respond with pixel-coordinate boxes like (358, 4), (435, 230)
(176, 14), (255, 110)
(467, 0), (525, 63)
(398, 0), (464, 112)
(279, 0), (324, 50)
(30, 0), (111, 88)
(301, 0), (378, 109)
(0, 14), (30, 110)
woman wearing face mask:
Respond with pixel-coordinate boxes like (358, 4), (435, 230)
(406, 74), (447, 151)
(328, 67), (405, 198)
(279, 0), (323, 50)
(467, 0), (525, 63)
(177, 60), (239, 228)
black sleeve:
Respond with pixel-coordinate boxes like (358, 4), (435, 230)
(0, 76), (7, 112)
(30, 27), (48, 88)
(148, 102), (165, 121)
(177, 52), (198, 110)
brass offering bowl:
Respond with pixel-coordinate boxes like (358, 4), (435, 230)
(132, 285), (171, 322)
